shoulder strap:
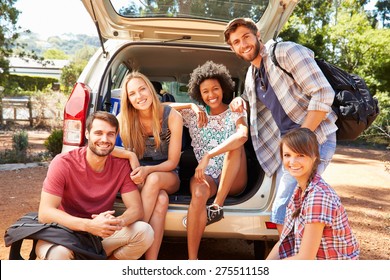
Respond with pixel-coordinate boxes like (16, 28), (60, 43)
(162, 105), (172, 132)
(270, 42), (294, 79)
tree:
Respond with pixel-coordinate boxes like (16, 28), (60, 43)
(73, 45), (97, 63)
(43, 49), (69, 60)
(60, 45), (96, 94)
(118, 0), (268, 21)
(60, 62), (85, 93)
(0, 0), (20, 87)
(329, 1), (390, 94)
(375, 0), (390, 28)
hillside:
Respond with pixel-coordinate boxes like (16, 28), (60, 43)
(14, 31), (100, 57)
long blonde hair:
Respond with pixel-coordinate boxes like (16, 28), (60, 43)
(119, 71), (162, 158)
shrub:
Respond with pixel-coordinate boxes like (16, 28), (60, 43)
(11, 131), (29, 162)
(44, 129), (63, 157)
(12, 131), (29, 152)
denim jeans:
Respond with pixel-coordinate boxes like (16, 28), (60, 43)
(270, 133), (337, 225)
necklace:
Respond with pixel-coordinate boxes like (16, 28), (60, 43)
(256, 64), (266, 94)
(259, 70), (266, 92)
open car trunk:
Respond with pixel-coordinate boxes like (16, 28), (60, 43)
(98, 42), (266, 206)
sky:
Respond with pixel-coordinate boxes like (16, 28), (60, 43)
(14, 0), (98, 38)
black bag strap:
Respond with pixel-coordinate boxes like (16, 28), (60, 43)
(270, 41), (293, 79)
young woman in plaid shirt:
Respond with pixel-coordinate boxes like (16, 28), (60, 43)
(266, 128), (359, 260)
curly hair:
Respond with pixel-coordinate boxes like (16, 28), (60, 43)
(187, 61), (235, 106)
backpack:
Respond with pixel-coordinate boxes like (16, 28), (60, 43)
(271, 42), (380, 141)
(4, 212), (107, 260)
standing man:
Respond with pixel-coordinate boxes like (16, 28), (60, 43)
(36, 111), (154, 259)
(224, 18), (338, 234)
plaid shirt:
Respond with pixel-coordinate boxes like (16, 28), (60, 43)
(278, 174), (360, 260)
(242, 40), (338, 176)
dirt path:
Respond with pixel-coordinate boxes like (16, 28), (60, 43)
(322, 146), (390, 259)
(0, 140), (389, 259)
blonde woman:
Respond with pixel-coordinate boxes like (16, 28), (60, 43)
(113, 72), (183, 259)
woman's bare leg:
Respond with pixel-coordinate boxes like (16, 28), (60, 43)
(141, 172), (179, 259)
(187, 176), (217, 260)
(144, 190), (169, 260)
(214, 146), (247, 206)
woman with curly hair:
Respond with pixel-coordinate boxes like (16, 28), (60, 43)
(267, 128), (359, 260)
(113, 71), (183, 260)
(169, 61), (248, 260)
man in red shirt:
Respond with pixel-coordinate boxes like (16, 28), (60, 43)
(36, 111), (154, 259)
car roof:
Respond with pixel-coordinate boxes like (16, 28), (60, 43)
(82, 0), (299, 45)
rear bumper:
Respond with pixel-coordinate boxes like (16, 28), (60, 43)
(163, 208), (278, 241)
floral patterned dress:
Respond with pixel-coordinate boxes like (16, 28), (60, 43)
(180, 106), (246, 179)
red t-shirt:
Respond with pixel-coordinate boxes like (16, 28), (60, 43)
(43, 146), (137, 218)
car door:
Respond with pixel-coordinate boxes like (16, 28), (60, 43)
(82, 0), (298, 45)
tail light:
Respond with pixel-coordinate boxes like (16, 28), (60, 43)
(265, 221), (277, 230)
(63, 83), (91, 146)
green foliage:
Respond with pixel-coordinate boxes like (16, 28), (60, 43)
(61, 62), (85, 93)
(119, 0), (268, 22)
(375, 0), (390, 28)
(358, 91), (390, 147)
(282, 0), (390, 95)
(43, 49), (69, 60)
(281, 0), (390, 146)
(0, 130), (51, 164)
(73, 45), (97, 62)
(3, 75), (58, 95)
(44, 129), (63, 157)
(12, 130), (29, 152)
(280, 0), (334, 58)
(0, 0), (20, 86)
(328, 4), (390, 95)
(374, 92), (390, 127)
(45, 34), (100, 56)
(9, 130), (29, 162)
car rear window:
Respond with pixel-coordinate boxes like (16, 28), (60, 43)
(110, 0), (269, 22)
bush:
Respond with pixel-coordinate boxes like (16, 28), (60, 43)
(11, 131), (29, 162)
(44, 129), (63, 157)
(12, 130), (29, 152)
(360, 91), (390, 148)
(0, 131), (31, 163)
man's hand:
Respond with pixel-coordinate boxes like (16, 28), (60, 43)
(90, 210), (124, 238)
(229, 97), (247, 113)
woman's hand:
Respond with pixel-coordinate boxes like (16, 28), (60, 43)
(229, 97), (247, 113)
(130, 166), (150, 185)
(195, 153), (210, 183)
(191, 103), (208, 127)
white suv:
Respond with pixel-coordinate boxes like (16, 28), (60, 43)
(62, 0), (298, 258)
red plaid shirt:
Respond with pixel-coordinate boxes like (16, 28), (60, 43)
(278, 174), (360, 259)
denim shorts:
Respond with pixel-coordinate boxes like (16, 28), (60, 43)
(270, 132), (337, 225)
